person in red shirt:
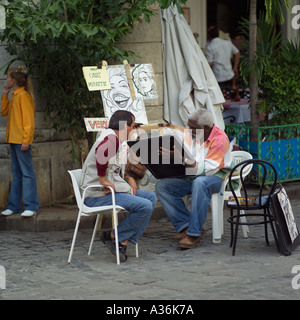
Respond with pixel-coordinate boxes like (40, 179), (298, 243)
(81, 110), (157, 262)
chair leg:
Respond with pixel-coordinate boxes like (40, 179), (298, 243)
(229, 208), (234, 248)
(219, 184), (226, 236)
(96, 214), (104, 232)
(267, 207), (280, 251)
(265, 207), (277, 247)
(112, 210), (118, 229)
(135, 243), (139, 258)
(264, 208), (270, 246)
(235, 191), (249, 238)
(239, 210), (249, 238)
(68, 211), (81, 263)
(232, 209), (240, 256)
(211, 193), (222, 243)
(88, 214), (101, 256)
(112, 210), (120, 265)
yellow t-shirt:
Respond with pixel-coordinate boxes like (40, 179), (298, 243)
(1, 87), (35, 145)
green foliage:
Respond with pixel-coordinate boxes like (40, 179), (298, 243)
(257, 41), (300, 125)
(238, 11), (300, 126)
(0, 0), (186, 140)
(264, 0), (292, 25)
(239, 12), (282, 85)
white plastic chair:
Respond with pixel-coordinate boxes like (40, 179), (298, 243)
(67, 169), (138, 265)
(211, 150), (253, 242)
(183, 150), (253, 243)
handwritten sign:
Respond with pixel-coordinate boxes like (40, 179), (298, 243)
(82, 66), (111, 91)
(84, 118), (109, 132)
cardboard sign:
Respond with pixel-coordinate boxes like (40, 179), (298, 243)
(84, 118), (109, 132)
(82, 66), (111, 91)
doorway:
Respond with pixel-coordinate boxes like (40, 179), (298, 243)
(207, 0), (266, 37)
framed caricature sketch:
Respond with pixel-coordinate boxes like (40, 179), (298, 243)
(100, 65), (148, 124)
(130, 63), (158, 100)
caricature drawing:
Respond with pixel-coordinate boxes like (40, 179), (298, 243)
(101, 65), (148, 124)
(131, 64), (158, 100)
(278, 189), (299, 242)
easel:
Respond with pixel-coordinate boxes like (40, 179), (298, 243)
(123, 59), (137, 101)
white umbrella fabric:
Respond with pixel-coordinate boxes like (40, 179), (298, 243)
(161, 5), (225, 129)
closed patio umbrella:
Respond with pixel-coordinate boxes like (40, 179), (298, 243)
(161, 5), (225, 129)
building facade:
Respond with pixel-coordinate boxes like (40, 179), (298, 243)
(0, 1), (299, 207)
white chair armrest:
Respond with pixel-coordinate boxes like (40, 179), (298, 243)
(82, 184), (104, 198)
(81, 184), (117, 207)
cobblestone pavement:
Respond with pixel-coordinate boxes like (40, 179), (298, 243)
(1, 202), (300, 301)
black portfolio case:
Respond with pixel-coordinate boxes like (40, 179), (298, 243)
(127, 135), (195, 179)
(270, 185), (300, 255)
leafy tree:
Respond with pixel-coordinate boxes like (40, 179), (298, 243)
(0, 0), (187, 144)
(246, 0), (292, 130)
(257, 40), (300, 125)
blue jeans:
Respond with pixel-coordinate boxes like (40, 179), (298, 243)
(84, 190), (157, 244)
(155, 176), (222, 237)
(8, 144), (39, 212)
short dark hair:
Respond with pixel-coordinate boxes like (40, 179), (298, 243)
(208, 26), (219, 40)
(108, 110), (135, 130)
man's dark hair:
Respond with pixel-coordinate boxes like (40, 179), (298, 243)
(208, 25), (219, 40)
(109, 110), (135, 130)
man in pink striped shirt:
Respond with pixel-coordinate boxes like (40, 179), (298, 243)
(156, 108), (232, 249)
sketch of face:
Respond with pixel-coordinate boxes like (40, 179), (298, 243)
(110, 75), (133, 109)
(101, 65), (148, 124)
(137, 71), (153, 94)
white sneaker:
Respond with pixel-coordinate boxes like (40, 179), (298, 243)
(1, 209), (15, 216)
(21, 210), (36, 217)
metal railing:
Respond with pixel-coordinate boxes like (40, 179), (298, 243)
(225, 123), (300, 184)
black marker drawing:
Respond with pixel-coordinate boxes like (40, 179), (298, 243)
(101, 65), (148, 124)
(131, 63), (158, 100)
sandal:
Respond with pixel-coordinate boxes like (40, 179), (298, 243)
(105, 241), (128, 262)
(100, 230), (127, 262)
(100, 230), (113, 243)
(177, 235), (200, 249)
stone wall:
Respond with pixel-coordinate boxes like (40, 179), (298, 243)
(0, 6), (164, 208)
(0, 47), (75, 207)
(119, 7), (164, 122)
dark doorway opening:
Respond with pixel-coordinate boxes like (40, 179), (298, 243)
(207, 0), (266, 37)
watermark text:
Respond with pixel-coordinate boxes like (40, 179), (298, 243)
(0, 265), (6, 289)
(292, 5), (300, 30)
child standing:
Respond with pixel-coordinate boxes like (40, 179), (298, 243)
(1, 66), (39, 217)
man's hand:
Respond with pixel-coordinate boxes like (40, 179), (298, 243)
(99, 177), (115, 194)
(127, 176), (137, 195)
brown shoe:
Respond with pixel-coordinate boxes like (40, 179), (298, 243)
(177, 235), (200, 249)
(172, 228), (205, 242)
(172, 227), (188, 242)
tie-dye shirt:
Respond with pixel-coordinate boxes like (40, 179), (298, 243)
(185, 124), (232, 177)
